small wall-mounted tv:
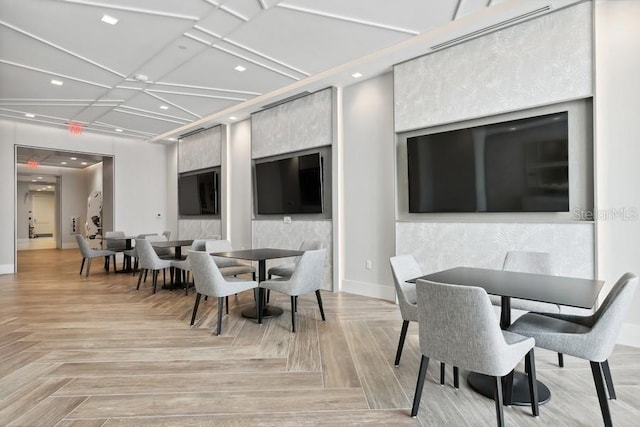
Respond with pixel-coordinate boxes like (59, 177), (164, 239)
(407, 112), (569, 213)
(255, 153), (323, 214)
(178, 168), (220, 216)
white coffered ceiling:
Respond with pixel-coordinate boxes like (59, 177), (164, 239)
(0, 0), (582, 142)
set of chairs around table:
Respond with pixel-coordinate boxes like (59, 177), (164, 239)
(390, 251), (637, 427)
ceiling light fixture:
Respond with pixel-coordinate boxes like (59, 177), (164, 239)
(351, 72), (363, 79)
(234, 65), (246, 72)
(133, 73), (148, 82)
(38, 177), (43, 179)
(47, 186), (53, 189)
(25, 113), (35, 118)
(229, 116), (237, 120)
(168, 138), (176, 142)
(61, 161), (67, 165)
(70, 157), (77, 160)
(81, 162), (88, 165)
(159, 105), (169, 110)
(101, 14), (118, 25)
(32, 179), (36, 182)
(115, 128), (123, 132)
(51, 79), (63, 86)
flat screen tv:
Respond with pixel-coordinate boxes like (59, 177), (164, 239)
(178, 169), (219, 216)
(407, 112), (569, 213)
(255, 153), (323, 214)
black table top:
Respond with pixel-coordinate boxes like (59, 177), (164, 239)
(103, 235), (136, 240)
(211, 248), (304, 261)
(411, 267), (604, 309)
(150, 239), (194, 248)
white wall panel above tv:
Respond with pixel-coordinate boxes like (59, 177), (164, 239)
(178, 126), (221, 173)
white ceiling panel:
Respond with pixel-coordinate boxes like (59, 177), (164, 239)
(0, 105), (86, 120)
(457, 0), (492, 19)
(123, 91), (198, 121)
(222, 0), (264, 21)
(72, 105), (122, 124)
(196, 8), (245, 37)
(58, 0), (213, 18)
(133, 36), (209, 83)
(99, 110), (185, 135)
(148, 91), (241, 118)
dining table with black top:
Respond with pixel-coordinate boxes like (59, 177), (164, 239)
(151, 239), (194, 288)
(102, 235), (136, 272)
(209, 248), (304, 319)
(409, 266), (604, 407)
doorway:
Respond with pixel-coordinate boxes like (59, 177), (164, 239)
(16, 174), (59, 251)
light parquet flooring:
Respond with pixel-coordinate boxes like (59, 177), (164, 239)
(0, 249), (639, 426)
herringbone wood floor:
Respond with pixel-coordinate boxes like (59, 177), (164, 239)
(1, 249), (639, 426)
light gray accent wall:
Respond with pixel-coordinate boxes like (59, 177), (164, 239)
(178, 126), (221, 172)
(227, 119), (253, 250)
(396, 222), (595, 279)
(251, 88), (333, 159)
(394, 3), (593, 133)
(342, 72), (396, 294)
(178, 219), (221, 240)
(253, 219), (333, 290)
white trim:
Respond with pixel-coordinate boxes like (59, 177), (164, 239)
(0, 264), (15, 274)
(341, 279), (396, 301)
(618, 322), (640, 348)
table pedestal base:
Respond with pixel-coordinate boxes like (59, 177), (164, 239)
(467, 372), (551, 406)
(242, 306), (283, 319)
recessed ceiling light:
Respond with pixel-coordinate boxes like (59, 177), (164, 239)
(234, 65), (246, 72)
(159, 105), (169, 110)
(115, 128), (123, 132)
(37, 189), (42, 192)
(38, 177), (43, 179)
(168, 138), (176, 142)
(32, 179), (36, 182)
(81, 162), (88, 165)
(70, 157), (77, 160)
(352, 72), (363, 79)
(61, 161), (67, 165)
(51, 79), (63, 86)
(47, 185), (53, 189)
(101, 14), (118, 25)
(509, 127), (518, 131)
(229, 116), (237, 120)
(133, 73), (148, 82)
(25, 113), (35, 118)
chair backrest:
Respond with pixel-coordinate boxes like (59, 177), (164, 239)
(188, 250), (232, 297)
(286, 249), (327, 295)
(502, 251), (553, 275)
(294, 240), (323, 263)
(104, 231), (126, 250)
(416, 279), (515, 376)
(162, 230), (171, 240)
(587, 273), (638, 361)
(145, 234), (172, 256)
(74, 234), (91, 257)
(205, 239), (240, 267)
(135, 238), (164, 269)
(390, 255), (422, 320)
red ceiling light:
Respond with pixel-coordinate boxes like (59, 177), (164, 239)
(27, 160), (39, 168)
(68, 122), (83, 134)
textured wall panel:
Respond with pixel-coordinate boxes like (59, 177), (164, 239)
(396, 221), (595, 279)
(394, 3), (593, 132)
(252, 220), (333, 290)
(178, 219), (222, 240)
(251, 88), (333, 159)
(178, 126), (221, 172)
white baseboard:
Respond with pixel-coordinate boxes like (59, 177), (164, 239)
(618, 322), (640, 348)
(0, 264), (15, 275)
(341, 279), (396, 302)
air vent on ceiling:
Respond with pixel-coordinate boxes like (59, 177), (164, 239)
(178, 127), (206, 139)
(261, 92), (311, 110)
(431, 6), (551, 52)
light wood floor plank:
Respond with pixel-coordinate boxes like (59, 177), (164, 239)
(8, 396), (87, 427)
(317, 319), (361, 388)
(0, 377), (73, 425)
(286, 308), (321, 372)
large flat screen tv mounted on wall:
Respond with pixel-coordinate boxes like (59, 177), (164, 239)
(255, 153), (324, 215)
(407, 112), (569, 213)
(178, 168), (220, 217)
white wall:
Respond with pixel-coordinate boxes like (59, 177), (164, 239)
(85, 163), (102, 195)
(165, 143), (178, 240)
(0, 119), (168, 273)
(594, 0), (640, 346)
(16, 181), (31, 240)
(227, 119), (252, 249)
(341, 72), (396, 300)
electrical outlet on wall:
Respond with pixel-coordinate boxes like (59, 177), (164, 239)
(283, 216), (292, 224)
(366, 259), (372, 270)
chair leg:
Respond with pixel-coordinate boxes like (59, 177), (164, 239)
(136, 269), (144, 290)
(315, 290), (325, 321)
(112, 254), (117, 272)
(525, 349), (539, 417)
(453, 366), (459, 389)
(190, 293), (201, 326)
(504, 370), (514, 406)
(411, 355), (430, 417)
(152, 270), (158, 294)
(86, 258), (92, 277)
(590, 361), (613, 427)
(144, 269), (148, 282)
(602, 360), (616, 400)
(80, 258), (86, 275)
(225, 296), (229, 314)
(217, 297), (224, 335)
(394, 320), (410, 366)
(558, 352), (564, 367)
(494, 376), (505, 427)
(291, 295), (296, 332)
(440, 362), (445, 385)
(257, 289), (263, 325)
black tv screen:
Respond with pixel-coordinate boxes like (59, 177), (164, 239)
(407, 112), (569, 213)
(255, 153), (323, 214)
(178, 169), (219, 216)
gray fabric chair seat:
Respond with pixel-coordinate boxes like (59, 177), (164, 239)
(74, 234), (116, 277)
(489, 295), (560, 313)
(219, 265), (256, 277)
(135, 238), (174, 293)
(267, 262), (295, 278)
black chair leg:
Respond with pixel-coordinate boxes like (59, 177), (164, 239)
(257, 289), (263, 325)
(291, 295), (296, 332)
(558, 352), (564, 367)
(590, 361), (613, 427)
(190, 293), (201, 326)
(80, 258), (85, 275)
(504, 370), (514, 406)
(453, 366), (459, 389)
(86, 258), (92, 277)
(525, 349), (539, 417)
(217, 297), (224, 335)
(152, 270), (158, 294)
(440, 362), (445, 385)
(411, 355), (429, 417)
(602, 360), (616, 400)
(494, 376), (505, 427)
(112, 254), (117, 272)
(225, 296), (229, 314)
(315, 290), (325, 321)
(394, 320), (410, 366)
(136, 269), (144, 290)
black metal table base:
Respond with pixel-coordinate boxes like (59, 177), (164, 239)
(241, 306), (283, 319)
(467, 372), (551, 406)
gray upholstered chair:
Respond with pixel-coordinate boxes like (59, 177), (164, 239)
(104, 231), (127, 270)
(171, 239), (217, 294)
(205, 239), (256, 279)
(122, 233), (150, 274)
(146, 234), (174, 259)
(188, 250), (258, 335)
(162, 230), (171, 240)
(490, 251), (566, 367)
(266, 240), (322, 302)
(509, 273), (638, 427)
(412, 279), (539, 425)
(74, 234), (116, 277)
(390, 255), (450, 386)
(259, 249), (327, 332)
(135, 239), (174, 294)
